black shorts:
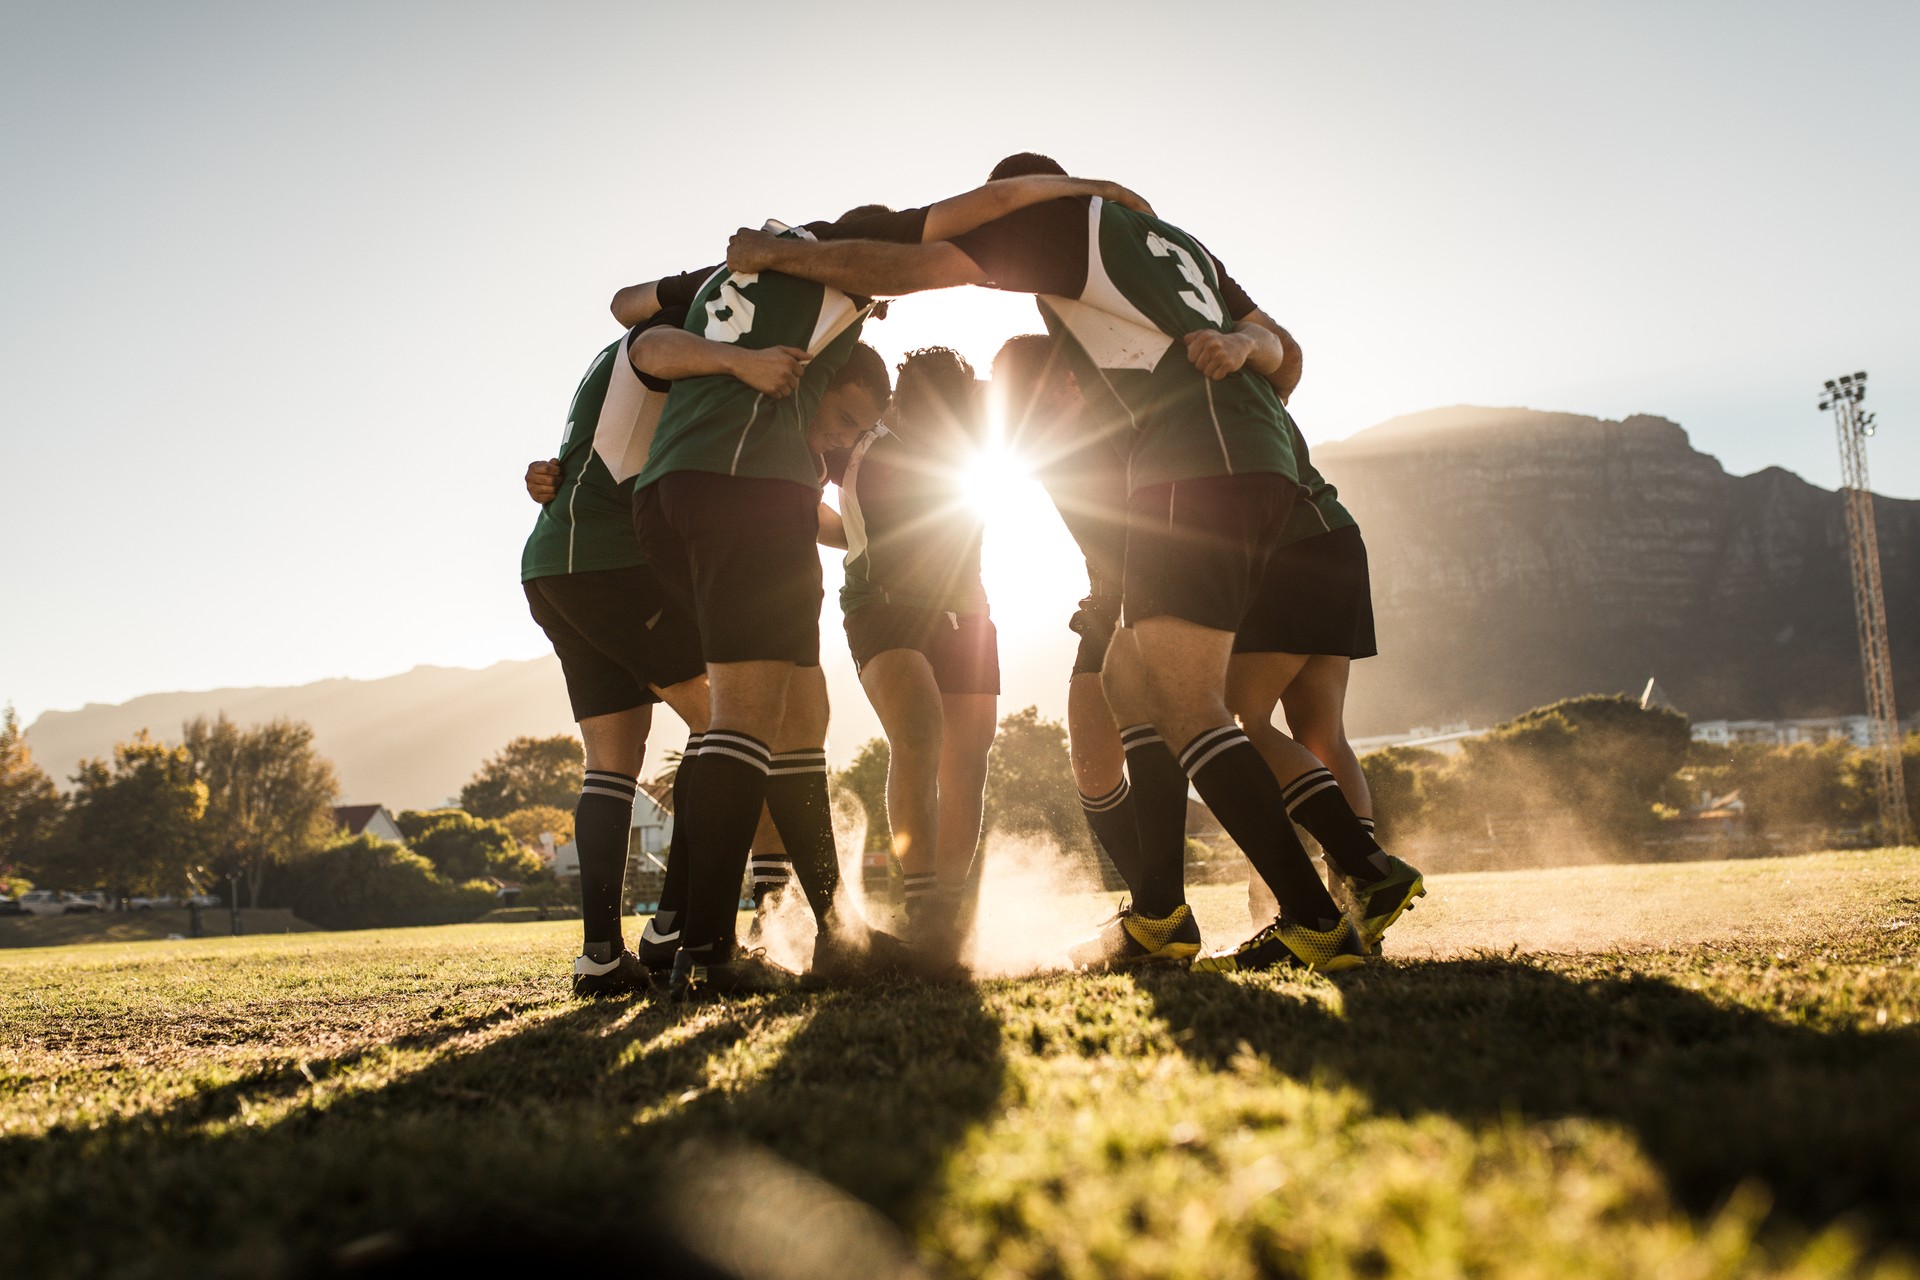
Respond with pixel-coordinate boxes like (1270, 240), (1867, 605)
(1068, 593), (1120, 676)
(1122, 474), (1299, 632)
(634, 471), (823, 667)
(523, 566), (706, 721)
(1234, 523), (1378, 659)
(845, 603), (1000, 695)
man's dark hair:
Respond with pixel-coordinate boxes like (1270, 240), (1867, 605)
(896, 346), (981, 442)
(828, 341), (892, 407)
(834, 203), (894, 226)
(988, 152), (1067, 180)
(992, 333), (1064, 450)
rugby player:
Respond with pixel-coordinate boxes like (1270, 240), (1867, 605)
(630, 175), (1151, 999)
(520, 303), (807, 998)
(726, 156), (1417, 972)
(830, 347), (998, 957)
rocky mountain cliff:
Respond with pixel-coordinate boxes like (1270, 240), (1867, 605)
(1322, 407), (1920, 736)
(26, 407), (1913, 801)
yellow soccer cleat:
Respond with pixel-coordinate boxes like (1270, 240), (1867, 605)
(1193, 915), (1368, 974)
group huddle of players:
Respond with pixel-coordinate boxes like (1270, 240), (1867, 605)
(520, 153), (1427, 1001)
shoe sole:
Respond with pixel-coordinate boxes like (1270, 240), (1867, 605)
(1360, 878), (1427, 949)
(1070, 940), (1201, 972)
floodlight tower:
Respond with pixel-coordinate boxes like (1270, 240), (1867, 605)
(1819, 371), (1914, 846)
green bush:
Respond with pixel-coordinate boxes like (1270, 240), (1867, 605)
(271, 835), (496, 930)
(396, 809), (545, 882)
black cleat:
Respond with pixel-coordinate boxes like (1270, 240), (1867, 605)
(1335, 855), (1426, 950)
(637, 914), (681, 969)
(571, 949), (653, 998)
(667, 945), (809, 1002)
(811, 922), (916, 984)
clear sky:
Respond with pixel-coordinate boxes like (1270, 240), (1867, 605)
(3, 0), (1917, 744)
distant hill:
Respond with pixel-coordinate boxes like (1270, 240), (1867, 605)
(27, 407), (1915, 800)
(24, 660), (592, 812)
(1321, 407), (1920, 735)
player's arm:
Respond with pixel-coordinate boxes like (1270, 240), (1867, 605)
(609, 280), (661, 328)
(610, 265), (720, 329)
(728, 232), (988, 298)
(630, 327), (808, 398)
(526, 459), (562, 504)
(816, 502), (848, 550)
(1182, 314), (1303, 402)
(921, 175), (1151, 242)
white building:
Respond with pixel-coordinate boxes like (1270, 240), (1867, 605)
(551, 786), (674, 878)
(331, 804), (406, 844)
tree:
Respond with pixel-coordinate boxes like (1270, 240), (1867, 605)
(397, 809), (545, 882)
(1358, 745), (1448, 842)
(460, 735), (584, 818)
(184, 715), (341, 908)
(271, 834), (497, 930)
(1448, 695), (1691, 838)
(499, 805), (574, 850)
(0, 706), (64, 884)
(59, 732), (208, 895)
(833, 737), (893, 855)
(982, 706), (1088, 854)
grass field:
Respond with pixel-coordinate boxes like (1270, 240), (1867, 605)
(2, 848), (1917, 1279)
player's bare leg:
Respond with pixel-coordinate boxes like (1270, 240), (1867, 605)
(860, 648), (947, 926)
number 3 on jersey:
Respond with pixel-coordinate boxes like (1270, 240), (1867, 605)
(1145, 233), (1224, 326)
(704, 273), (758, 342)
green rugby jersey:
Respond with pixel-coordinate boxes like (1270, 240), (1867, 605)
(953, 197), (1298, 493)
(521, 327), (663, 582)
(636, 229), (876, 492)
(838, 426), (987, 615)
(1275, 408), (1358, 548)
(1028, 410), (1130, 597)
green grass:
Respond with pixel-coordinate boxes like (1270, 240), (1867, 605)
(2, 849), (1917, 1279)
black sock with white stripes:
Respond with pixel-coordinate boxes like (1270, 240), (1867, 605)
(1281, 767), (1390, 881)
(681, 730), (773, 954)
(1080, 779), (1143, 897)
(765, 748), (841, 926)
(748, 849), (794, 906)
(648, 735), (700, 946)
(1121, 725), (1190, 917)
(576, 769), (638, 963)
(1178, 726), (1341, 927)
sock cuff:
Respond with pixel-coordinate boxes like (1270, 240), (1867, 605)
(768, 748), (828, 775)
(683, 733), (706, 755)
(1358, 815), (1377, 832)
(748, 854), (794, 884)
(903, 871), (939, 898)
(581, 771), (639, 802)
(1081, 779), (1131, 812)
(1178, 725), (1249, 778)
(699, 730), (772, 772)
(1281, 767), (1340, 811)
(1120, 724), (1164, 750)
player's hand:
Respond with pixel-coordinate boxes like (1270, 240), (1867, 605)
(1094, 180), (1155, 216)
(525, 459), (562, 504)
(1183, 329), (1255, 380)
(731, 346), (808, 398)
(727, 228), (783, 273)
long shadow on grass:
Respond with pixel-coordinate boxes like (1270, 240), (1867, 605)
(0, 995), (767, 1275)
(0, 979), (1005, 1277)
(1133, 956), (1920, 1249)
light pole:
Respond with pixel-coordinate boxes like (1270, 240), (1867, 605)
(1819, 372), (1913, 846)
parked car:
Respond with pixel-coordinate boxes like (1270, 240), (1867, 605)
(128, 894), (181, 911)
(185, 893), (221, 908)
(0, 894), (19, 916)
(67, 892), (107, 914)
(20, 890), (68, 917)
